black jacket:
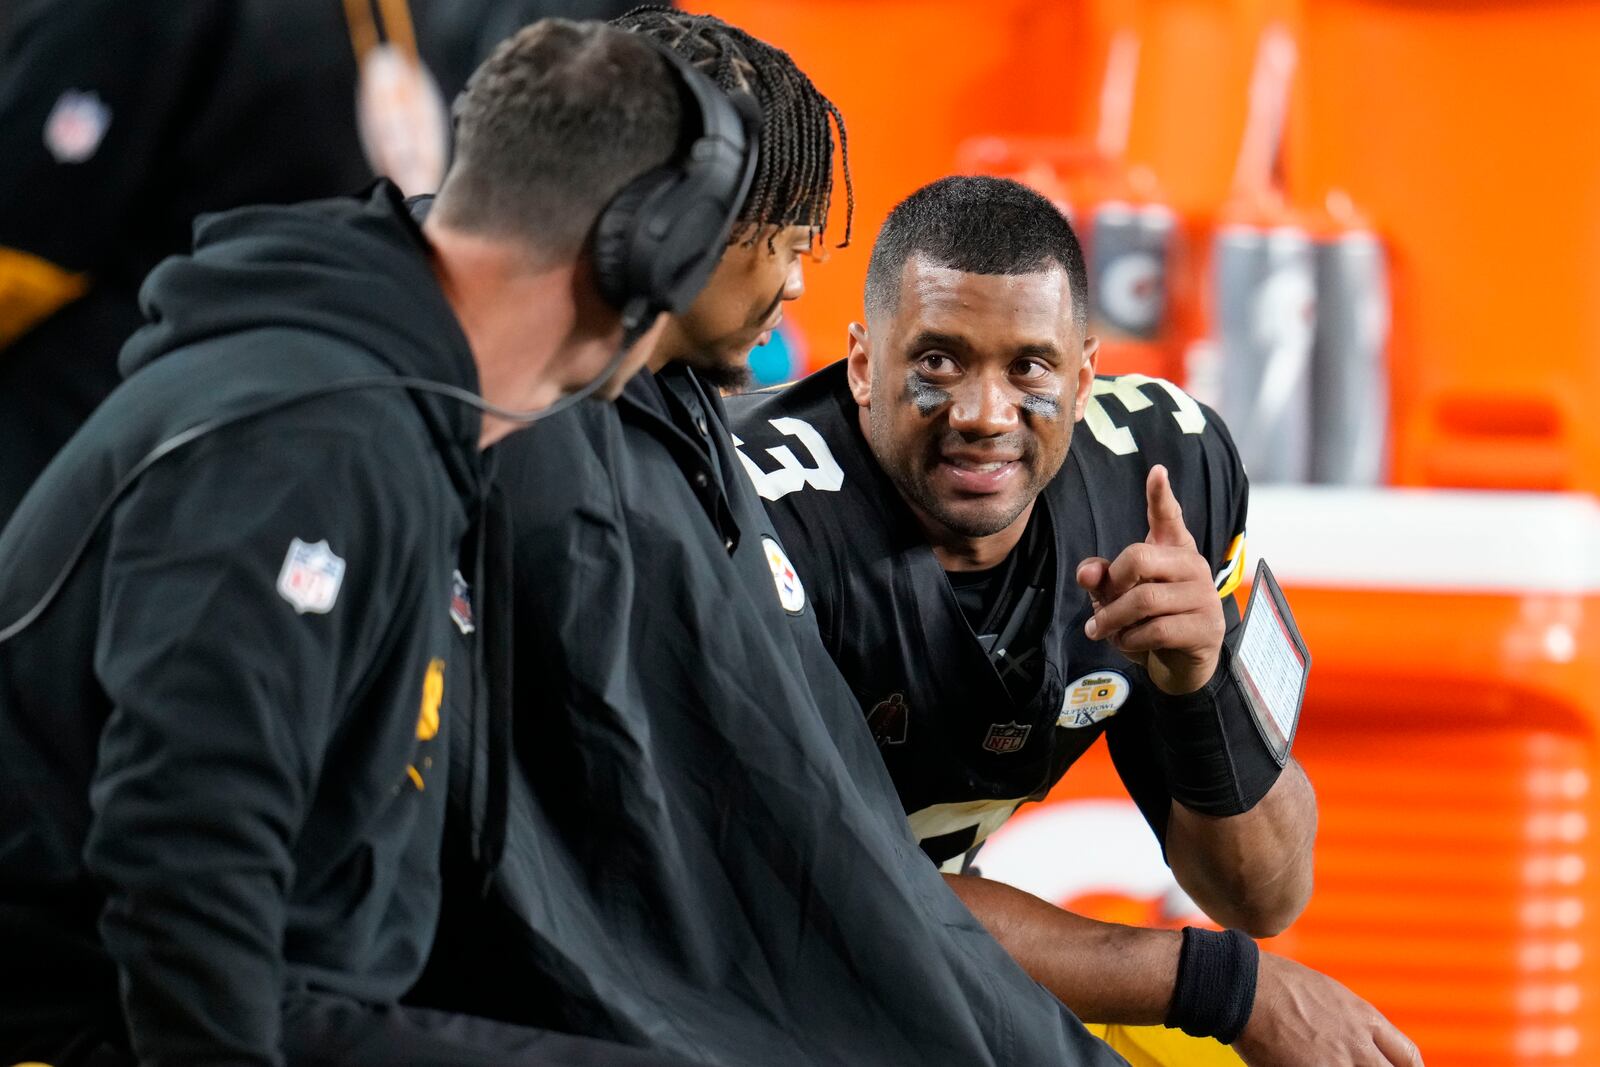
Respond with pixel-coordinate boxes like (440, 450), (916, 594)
(415, 366), (1126, 1066)
(0, 184), (485, 1067)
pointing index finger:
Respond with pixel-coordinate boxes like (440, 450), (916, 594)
(1145, 465), (1195, 549)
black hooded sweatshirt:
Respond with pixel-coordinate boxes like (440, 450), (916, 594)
(0, 183), (486, 1067)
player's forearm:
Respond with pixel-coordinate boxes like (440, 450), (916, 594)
(1165, 758), (1317, 937)
(942, 872), (1180, 1024)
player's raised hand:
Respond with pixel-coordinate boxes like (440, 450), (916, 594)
(1144, 461), (1197, 550)
(1075, 465), (1225, 694)
(1235, 951), (1424, 1067)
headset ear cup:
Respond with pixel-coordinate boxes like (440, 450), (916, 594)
(592, 170), (670, 311)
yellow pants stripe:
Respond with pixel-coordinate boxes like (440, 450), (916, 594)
(1084, 1023), (1246, 1066)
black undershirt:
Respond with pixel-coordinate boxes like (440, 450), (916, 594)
(945, 560), (1014, 642)
(942, 506), (1054, 701)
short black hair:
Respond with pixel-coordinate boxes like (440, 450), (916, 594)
(612, 6), (852, 250)
(863, 176), (1088, 331)
(434, 19), (682, 264)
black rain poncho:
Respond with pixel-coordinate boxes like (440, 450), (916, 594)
(416, 366), (1125, 1067)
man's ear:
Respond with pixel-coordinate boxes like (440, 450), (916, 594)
(846, 322), (873, 409)
(1072, 335), (1100, 421)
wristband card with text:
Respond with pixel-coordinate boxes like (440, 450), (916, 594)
(1234, 559), (1309, 766)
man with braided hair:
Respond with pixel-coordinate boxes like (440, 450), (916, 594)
(413, 10), (1127, 1067)
(606, 4), (853, 388)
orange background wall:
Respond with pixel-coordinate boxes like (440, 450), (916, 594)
(684, 0), (1106, 362)
(692, 0), (1600, 494)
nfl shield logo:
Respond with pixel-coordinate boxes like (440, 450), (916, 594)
(44, 90), (111, 164)
(276, 538), (346, 615)
(448, 569), (475, 634)
(982, 721), (1032, 755)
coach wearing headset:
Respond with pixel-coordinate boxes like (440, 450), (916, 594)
(0, 20), (751, 1067)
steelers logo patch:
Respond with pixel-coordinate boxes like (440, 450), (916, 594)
(417, 658), (444, 741)
(762, 536), (806, 615)
(1058, 670), (1131, 729)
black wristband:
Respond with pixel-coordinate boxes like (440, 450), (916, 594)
(1165, 926), (1259, 1044)
(1150, 644), (1284, 816)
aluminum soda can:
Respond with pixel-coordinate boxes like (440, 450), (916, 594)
(1310, 229), (1389, 484)
(1214, 224), (1317, 483)
(1091, 200), (1175, 342)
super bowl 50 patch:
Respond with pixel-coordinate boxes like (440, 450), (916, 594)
(1058, 670), (1131, 729)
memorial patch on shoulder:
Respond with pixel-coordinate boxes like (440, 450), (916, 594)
(867, 692), (910, 747)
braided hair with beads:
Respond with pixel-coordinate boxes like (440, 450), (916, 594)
(612, 6), (853, 252)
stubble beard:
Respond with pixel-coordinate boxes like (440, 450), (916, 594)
(869, 409), (1034, 539)
(677, 343), (754, 392)
(902, 454), (1037, 539)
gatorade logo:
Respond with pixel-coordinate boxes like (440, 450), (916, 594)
(1250, 262), (1318, 428)
(1253, 266), (1317, 356)
(1099, 252), (1164, 335)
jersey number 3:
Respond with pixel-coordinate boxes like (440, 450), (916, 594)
(1083, 374), (1207, 456)
(733, 417), (846, 501)
(735, 375), (1202, 498)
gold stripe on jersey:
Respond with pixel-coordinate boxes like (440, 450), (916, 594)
(1214, 533), (1246, 600)
(908, 796), (1030, 872)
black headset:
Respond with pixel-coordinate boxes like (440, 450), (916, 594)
(591, 36), (761, 332)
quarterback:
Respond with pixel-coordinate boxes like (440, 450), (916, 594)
(730, 176), (1420, 1067)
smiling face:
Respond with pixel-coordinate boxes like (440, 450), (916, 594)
(650, 224), (817, 389)
(848, 255), (1097, 561)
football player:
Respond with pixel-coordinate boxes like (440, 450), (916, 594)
(729, 176), (1420, 1067)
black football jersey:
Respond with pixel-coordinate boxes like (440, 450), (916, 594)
(727, 362), (1249, 868)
